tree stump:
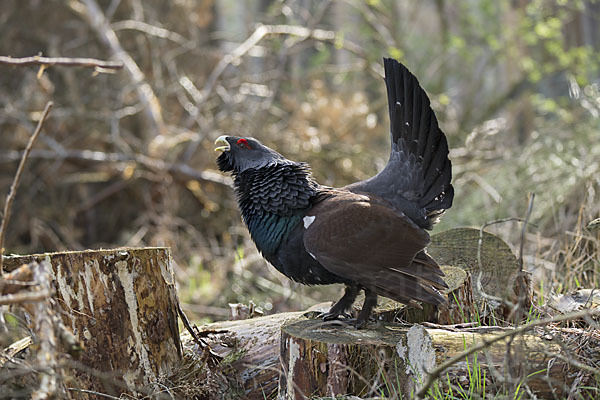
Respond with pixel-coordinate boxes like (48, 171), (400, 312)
(279, 318), (570, 399)
(3, 247), (181, 399)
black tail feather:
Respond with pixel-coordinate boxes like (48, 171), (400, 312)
(384, 58), (454, 216)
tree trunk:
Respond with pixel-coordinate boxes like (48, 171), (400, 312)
(3, 247), (181, 399)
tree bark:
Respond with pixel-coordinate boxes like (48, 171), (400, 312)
(3, 247), (181, 399)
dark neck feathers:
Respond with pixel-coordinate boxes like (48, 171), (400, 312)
(233, 162), (320, 254)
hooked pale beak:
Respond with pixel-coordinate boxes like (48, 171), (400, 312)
(214, 135), (231, 152)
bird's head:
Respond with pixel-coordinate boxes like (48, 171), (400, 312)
(215, 135), (289, 173)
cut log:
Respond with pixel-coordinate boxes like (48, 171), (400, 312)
(2, 247), (181, 399)
(428, 227), (532, 321)
(279, 318), (569, 399)
(181, 303), (331, 399)
(183, 309), (592, 399)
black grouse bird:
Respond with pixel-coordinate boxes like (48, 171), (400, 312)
(215, 58), (454, 328)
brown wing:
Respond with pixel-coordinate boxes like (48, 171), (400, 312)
(303, 194), (447, 305)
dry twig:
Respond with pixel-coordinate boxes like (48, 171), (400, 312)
(0, 55), (123, 71)
(74, 0), (165, 136)
(0, 149), (231, 186)
(189, 24), (366, 105)
(31, 261), (61, 400)
(0, 289), (50, 305)
(0, 101), (53, 275)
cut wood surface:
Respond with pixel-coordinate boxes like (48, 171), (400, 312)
(427, 227), (526, 303)
(3, 247), (181, 398)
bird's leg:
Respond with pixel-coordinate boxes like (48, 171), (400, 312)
(321, 285), (359, 321)
(353, 288), (378, 329)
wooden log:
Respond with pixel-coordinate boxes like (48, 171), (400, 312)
(279, 318), (568, 399)
(2, 247), (182, 399)
(428, 227), (532, 321)
(185, 309), (589, 399)
(181, 303), (331, 399)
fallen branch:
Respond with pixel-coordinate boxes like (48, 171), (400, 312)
(31, 261), (60, 400)
(0, 101), (53, 274)
(0, 55), (123, 71)
(416, 307), (600, 399)
(0, 262), (35, 294)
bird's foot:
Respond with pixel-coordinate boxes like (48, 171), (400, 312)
(316, 311), (371, 329)
(321, 317), (369, 329)
(319, 310), (352, 321)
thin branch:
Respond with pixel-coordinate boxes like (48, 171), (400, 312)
(67, 388), (121, 400)
(518, 193), (535, 272)
(542, 350), (600, 376)
(0, 262), (35, 294)
(0, 101), (53, 275)
(510, 193), (536, 327)
(111, 20), (189, 45)
(31, 261), (60, 400)
(0, 290), (50, 305)
(177, 302), (222, 366)
(0, 55), (123, 71)
(192, 24), (366, 105)
(74, 0), (165, 136)
(416, 307), (600, 399)
(0, 149), (231, 187)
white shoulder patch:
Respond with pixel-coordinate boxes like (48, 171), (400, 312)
(303, 215), (315, 229)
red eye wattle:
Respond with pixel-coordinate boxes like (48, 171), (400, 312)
(237, 138), (251, 149)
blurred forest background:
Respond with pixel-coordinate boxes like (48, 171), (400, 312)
(1, 0), (599, 323)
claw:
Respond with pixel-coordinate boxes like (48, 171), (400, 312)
(319, 310), (352, 320)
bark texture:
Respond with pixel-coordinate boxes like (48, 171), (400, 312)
(3, 247), (181, 398)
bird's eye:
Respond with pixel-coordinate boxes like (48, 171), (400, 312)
(237, 138), (252, 149)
